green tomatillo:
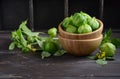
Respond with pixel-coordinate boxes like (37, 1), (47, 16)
(100, 42), (116, 57)
(48, 27), (57, 37)
(72, 13), (87, 27)
(43, 41), (58, 54)
(66, 25), (77, 33)
(78, 23), (92, 34)
(88, 17), (99, 30)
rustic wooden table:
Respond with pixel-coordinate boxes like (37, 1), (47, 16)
(0, 33), (120, 79)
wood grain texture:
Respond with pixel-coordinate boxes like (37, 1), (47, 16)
(0, 33), (120, 79)
(58, 34), (103, 56)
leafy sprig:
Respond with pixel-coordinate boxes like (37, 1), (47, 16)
(9, 20), (66, 59)
(89, 29), (120, 65)
(101, 28), (120, 48)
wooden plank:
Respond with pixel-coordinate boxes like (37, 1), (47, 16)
(99, 0), (104, 20)
(0, 49), (120, 77)
(0, 34), (10, 51)
(0, 33), (120, 79)
(0, 2), (2, 30)
(29, 0), (34, 31)
(64, 0), (69, 17)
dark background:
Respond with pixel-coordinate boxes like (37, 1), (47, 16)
(0, 0), (120, 31)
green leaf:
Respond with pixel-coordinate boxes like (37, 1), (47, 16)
(106, 57), (115, 60)
(35, 38), (44, 48)
(101, 29), (112, 45)
(111, 38), (120, 48)
(104, 28), (112, 40)
(41, 51), (51, 59)
(52, 38), (62, 49)
(23, 31), (40, 36)
(88, 55), (98, 60)
(22, 47), (30, 53)
(54, 50), (67, 56)
(19, 20), (45, 37)
(19, 20), (31, 33)
(16, 29), (27, 47)
(16, 42), (23, 48)
(9, 42), (15, 50)
(11, 31), (17, 39)
(96, 59), (107, 65)
(27, 36), (35, 43)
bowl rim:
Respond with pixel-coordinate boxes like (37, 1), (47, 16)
(58, 34), (103, 42)
(59, 19), (103, 36)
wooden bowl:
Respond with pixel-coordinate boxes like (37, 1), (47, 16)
(58, 34), (103, 56)
(58, 19), (103, 40)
